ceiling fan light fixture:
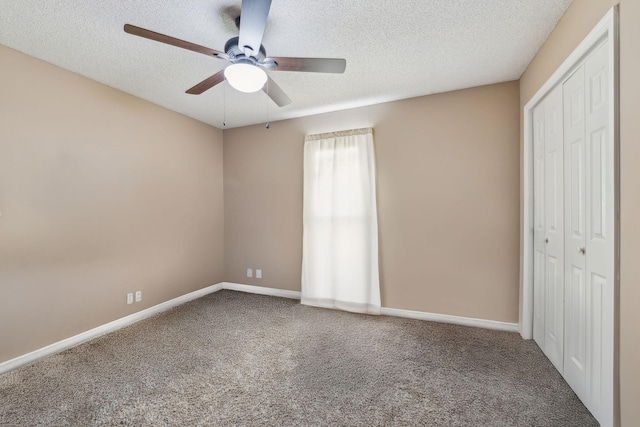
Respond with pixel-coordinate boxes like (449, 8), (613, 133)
(224, 63), (267, 93)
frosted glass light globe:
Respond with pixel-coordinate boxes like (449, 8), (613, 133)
(224, 64), (268, 93)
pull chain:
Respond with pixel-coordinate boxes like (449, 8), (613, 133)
(265, 77), (270, 129)
(223, 81), (227, 128)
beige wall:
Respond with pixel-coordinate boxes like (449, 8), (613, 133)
(618, 1), (640, 424)
(519, 0), (640, 424)
(0, 45), (225, 363)
(6, 3), (637, 421)
(224, 81), (520, 323)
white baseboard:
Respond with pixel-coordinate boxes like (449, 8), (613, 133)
(380, 307), (519, 332)
(220, 282), (302, 299)
(0, 281), (518, 375)
(0, 283), (224, 375)
(220, 282), (517, 332)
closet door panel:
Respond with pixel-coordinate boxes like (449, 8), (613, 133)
(543, 86), (564, 372)
(584, 41), (613, 422)
(532, 103), (546, 348)
(563, 65), (588, 401)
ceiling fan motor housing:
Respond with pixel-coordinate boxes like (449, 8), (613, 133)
(224, 36), (266, 65)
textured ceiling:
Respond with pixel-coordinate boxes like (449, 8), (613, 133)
(0, 0), (572, 129)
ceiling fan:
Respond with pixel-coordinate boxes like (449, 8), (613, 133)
(124, 0), (346, 107)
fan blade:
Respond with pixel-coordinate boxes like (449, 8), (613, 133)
(124, 24), (224, 58)
(267, 57), (346, 73)
(186, 70), (226, 95)
(262, 76), (292, 107)
(237, 0), (272, 56)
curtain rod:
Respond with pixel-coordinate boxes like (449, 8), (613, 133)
(305, 127), (373, 142)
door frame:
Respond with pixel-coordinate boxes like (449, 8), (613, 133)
(520, 5), (619, 422)
(521, 6), (618, 340)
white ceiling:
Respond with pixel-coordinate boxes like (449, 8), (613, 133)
(0, 0), (572, 129)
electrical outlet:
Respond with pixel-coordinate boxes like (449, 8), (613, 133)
(247, 268), (253, 278)
(256, 269), (262, 279)
(135, 291), (142, 302)
(127, 293), (133, 305)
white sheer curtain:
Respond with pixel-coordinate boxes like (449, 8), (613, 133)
(301, 128), (380, 314)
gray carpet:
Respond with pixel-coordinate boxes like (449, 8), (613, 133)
(0, 290), (597, 426)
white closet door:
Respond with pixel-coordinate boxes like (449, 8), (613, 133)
(528, 22), (614, 424)
(532, 87), (564, 372)
(543, 85), (564, 372)
(532, 102), (546, 348)
(583, 41), (614, 424)
(562, 41), (613, 423)
(563, 64), (588, 399)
